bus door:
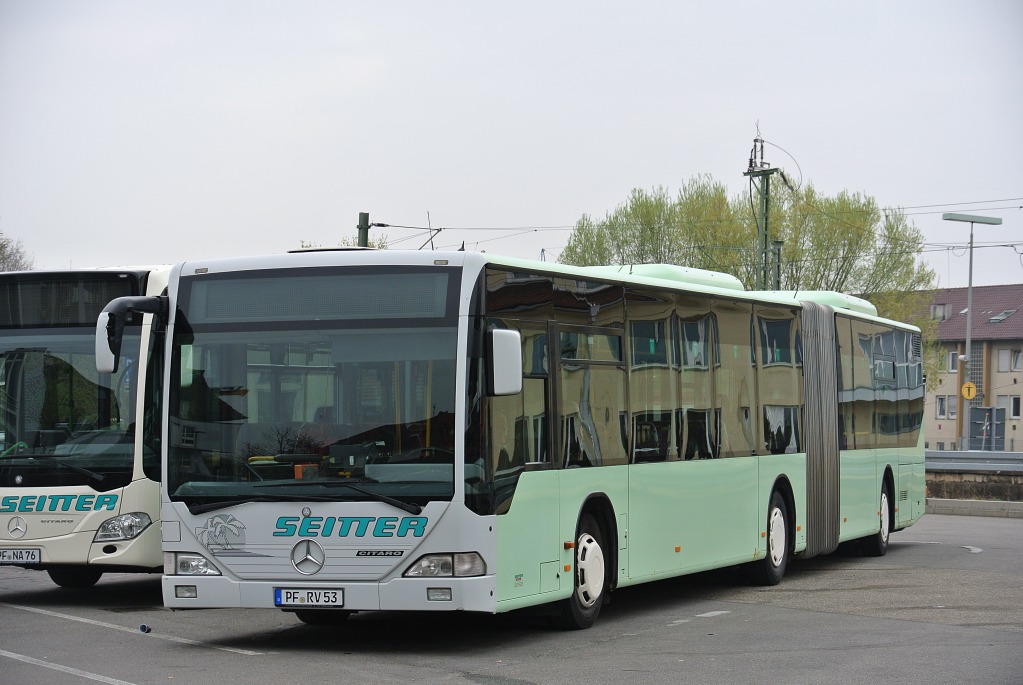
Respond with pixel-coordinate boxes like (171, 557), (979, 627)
(489, 322), (558, 601)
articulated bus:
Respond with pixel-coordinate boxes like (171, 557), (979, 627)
(95, 250), (925, 627)
(0, 268), (168, 588)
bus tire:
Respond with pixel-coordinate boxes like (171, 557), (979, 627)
(748, 491), (789, 586)
(47, 567), (103, 589)
(554, 513), (606, 630)
(293, 609), (351, 625)
(862, 481), (892, 557)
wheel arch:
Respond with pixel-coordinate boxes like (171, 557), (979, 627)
(881, 464), (895, 496)
(770, 475), (797, 555)
(575, 493), (619, 591)
(881, 464), (896, 524)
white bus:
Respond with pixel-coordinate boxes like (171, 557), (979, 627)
(1, 268), (169, 588)
(95, 250), (925, 626)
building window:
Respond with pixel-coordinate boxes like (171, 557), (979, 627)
(948, 395), (958, 419)
(996, 349), (1022, 373)
(930, 304), (948, 321)
(937, 442), (944, 451)
(947, 350), (958, 372)
(1014, 350), (1022, 372)
(1012, 396), (1021, 420)
(936, 396), (947, 419)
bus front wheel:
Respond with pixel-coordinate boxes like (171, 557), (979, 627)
(748, 491), (789, 586)
(554, 513), (606, 630)
(47, 567), (103, 589)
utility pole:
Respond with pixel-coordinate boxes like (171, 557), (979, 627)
(771, 239), (784, 290)
(744, 137), (780, 290)
(357, 212), (370, 247)
(942, 212), (1003, 449)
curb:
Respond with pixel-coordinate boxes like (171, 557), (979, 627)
(925, 498), (1023, 518)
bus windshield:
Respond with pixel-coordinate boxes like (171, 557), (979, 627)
(167, 267), (460, 510)
(0, 329), (144, 491)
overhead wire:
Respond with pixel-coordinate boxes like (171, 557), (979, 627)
(368, 197), (1019, 239)
(360, 194), (1019, 272)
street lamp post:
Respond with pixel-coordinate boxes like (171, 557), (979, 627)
(942, 213), (1002, 450)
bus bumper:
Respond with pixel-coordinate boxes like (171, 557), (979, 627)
(163, 574), (499, 613)
(0, 522), (161, 570)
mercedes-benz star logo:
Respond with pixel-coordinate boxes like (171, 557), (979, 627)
(7, 516), (28, 539)
(291, 539), (325, 575)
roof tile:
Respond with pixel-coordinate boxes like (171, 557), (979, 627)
(926, 283), (1023, 341)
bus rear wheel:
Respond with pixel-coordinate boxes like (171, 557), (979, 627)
(862, 481), (892, 557)
(747, 491), (789, 586)
(47, 567), (103, 589)
(554, 513), (606, 630)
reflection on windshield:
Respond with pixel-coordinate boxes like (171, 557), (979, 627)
(168, 327), (457, 505)
(0, 331), (143, 490)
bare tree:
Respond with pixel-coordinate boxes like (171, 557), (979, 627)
(0, 232), (33, 271)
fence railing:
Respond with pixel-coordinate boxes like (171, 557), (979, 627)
(925, 450), (1023, 473)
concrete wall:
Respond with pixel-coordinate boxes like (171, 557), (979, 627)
(926, 469), (1023, 501)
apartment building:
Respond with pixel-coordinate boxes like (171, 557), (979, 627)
(924, 283), (1023, 451)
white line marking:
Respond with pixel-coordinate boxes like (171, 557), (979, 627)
(0, 602), (262, 655)
(695, 610), (730, 618)
(961, 545), (983, 554)
(0, 648), (137, 685)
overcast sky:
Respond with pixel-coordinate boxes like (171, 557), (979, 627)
(1, 1), (1020, 288)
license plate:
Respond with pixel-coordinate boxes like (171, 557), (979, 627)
(274, 588), (343, 607)
(0, 548), (41, 564)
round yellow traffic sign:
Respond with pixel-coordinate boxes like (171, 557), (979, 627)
(961, 381), (977, 400)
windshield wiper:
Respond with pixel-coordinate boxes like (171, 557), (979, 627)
(330, 482), (423, 515)
(185, 493), (338, 515)
(254, 480), (423, 515)
(50, 458), (106, 483)
(3, 453), (106, 482)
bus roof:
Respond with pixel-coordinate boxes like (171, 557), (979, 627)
(172, 249), (915, 328)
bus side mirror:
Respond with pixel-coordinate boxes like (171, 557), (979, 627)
(96, 296), (167, 373)
(487, 329), (522, 396)
(96, 310), (122, 374)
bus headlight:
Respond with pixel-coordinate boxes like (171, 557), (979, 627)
(95, 512), (153, 542)
(404, 552), (486, 578)
(169, 552), (222, 576)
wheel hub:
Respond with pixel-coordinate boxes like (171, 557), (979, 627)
(575, 532), (605, 608)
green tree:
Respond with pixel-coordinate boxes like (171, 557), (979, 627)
(560, 177), (745, 270)
(763, 182), (942, 387)
(0, 232), (33, 271)
(561, 175), (942, 383)
(763, 183), (935, 298)
(561, 176), (935, 306)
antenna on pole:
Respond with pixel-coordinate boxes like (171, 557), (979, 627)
(417, 212), (442, 250)
(743, 132), (780, 290)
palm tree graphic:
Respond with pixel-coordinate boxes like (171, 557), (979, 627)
(196, 514), (246, 550)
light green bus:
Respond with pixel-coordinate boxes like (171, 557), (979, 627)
(95, 250), (925, 628)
